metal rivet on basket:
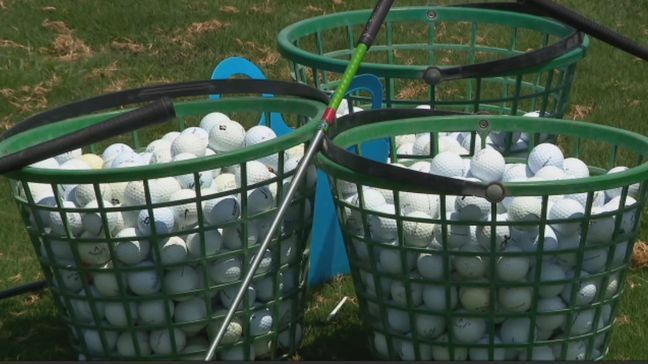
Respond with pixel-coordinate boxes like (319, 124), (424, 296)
(426, 10), (437, 20)
(485, 182), (506, 203)
(479, 119), (489, 129)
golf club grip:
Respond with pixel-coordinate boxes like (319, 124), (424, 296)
(359, 0), (395, 46)
(0, 98), (175, 174)
(522, 0), (648, 61)
(323, 109), (506, 202)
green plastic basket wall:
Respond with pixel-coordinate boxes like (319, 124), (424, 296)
(317, 113), (647, 360)
(278, 6), (589, 117)
(0, 86), (327, 360)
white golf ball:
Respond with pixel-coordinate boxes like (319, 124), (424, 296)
(102, 143), (133, 163)
(209, 255), (242, 284)
(222, 223), (258, 250)
(174, 296), (207, 335)
(402, 211), (435, 247)
(496, 245), (530, 282)
(172, 153), (214, 189)
(137, 207), (175, 236)
(604, 166), (641, 199)
(459, 284), (490, 312)
(53, 259), (83, 292)
(549, 198), (585, 235)
(155, 236), (188, 265)
(391, 278), (422, 306)
(499, 286), (532, 312)
(249, 308), (273, 337)
(93, 262), (127, 297)
(454, 243), (488, 279)
(127, 261), (161, 295)
(113, 228), (149, 265)
(171, 133), (208, 157)
(81, 199), (120, 236)
(55, 148), (83, 164)
(470, 148), (505, 183)
(146, 139), (173, 164)
(507, 196), (543, 231)
(453, 312), (486, 343)
(502, 163), (532, 182)
(138, 298), (174, 325)
(199, 112), (230, 133)
(168, 189), (199, 228)
(417, 252), (445, 280)
(69, 286), (104, 323)
(49, 200), (83, 236)
(561, 271), (598, 306)
(74, 184), (112, 209)
(185, 229), (222, 258)
(477, 223), (511, 252)
(500, 317), (531, 346)
(104, 301), (137, 327)
(77, 238), (111, 266)
(423, 284), (458, 311)
(367, 204), (398, 242)
(469, 336), (506, 361)
(387, 307), (410, 333)
(208, 119), (246, 153)
(164, 266), (198, 301)
(562, 157), (590, 179)
(527, 143), (564, 174)
(519, 346), (555, 360)
(528, 262), (566, 297)
(208, 311), (244, 345)
(219, 285), (256, 309)
(116, 331), (150, 357)
(536, 296), (567, 331)
(430, 152), (464, 177)
(202, 194), (241, 226)
(82, 327), (118, 355)
(398, 335), (433, 360)
(454, 194), (491, 221)
(431, 333), (468, 360)
(149, 328), (186, 355)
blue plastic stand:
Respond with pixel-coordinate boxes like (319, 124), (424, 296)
(210, 57), (387, 286)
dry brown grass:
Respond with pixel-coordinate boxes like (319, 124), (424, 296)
(249, 1), (272, 14)
(0, 0), (5, 10)
(0, 74), (60, 113)
(187, 19), (227, 35)
(0, 39), (30, 50)
(234, 38), (280, 66)
(304, 4), (324, 13)
(42, 19), (71, 34)
(396, 82), (428, 99)
(110, 39), (146, 54)
(631, 240), (648, 269)
(220, 5), (239, 14)
(41, 6), (56, 11)
(50, 34), (91, 61)
(567, 104), (594, 120)
(85, 61), (119, 80)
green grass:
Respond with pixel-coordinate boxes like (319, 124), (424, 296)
(0, 0), (647, 360)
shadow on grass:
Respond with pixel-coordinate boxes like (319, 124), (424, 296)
(0, 290), (73, 360)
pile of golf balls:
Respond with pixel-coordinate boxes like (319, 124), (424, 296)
(340, 130), (641, 360)
(20, 112), (313, 359)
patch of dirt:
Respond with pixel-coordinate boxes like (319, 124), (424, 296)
(51, 33), (91, 61)
(41, 6), (56, 11)
(249, 1), (272, 14)
(220, 5), (239, 14)
(615, 314), (631, 326)
(103, 78), (128, 93)
(169, 19), (229, 49)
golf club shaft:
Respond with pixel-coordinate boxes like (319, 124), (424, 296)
(523, 0), (648, 61)
(204, 0), (394, 360)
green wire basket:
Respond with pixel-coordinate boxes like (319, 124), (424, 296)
(317, 109), (647, 361)
(0, 80), (328, 360)
(278, 5), (589, 118)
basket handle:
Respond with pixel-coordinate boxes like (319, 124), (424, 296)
(0, 79), (329, 141)
(0, 98), (175, 174)
(0, 79), (329, 174)
(421, 30), (584, 85)
(420, 2), (585, 85)
(321, 108), (507, 203)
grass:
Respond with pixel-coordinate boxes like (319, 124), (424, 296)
(0, 0), (647, 360)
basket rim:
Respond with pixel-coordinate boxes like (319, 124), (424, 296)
(277, 6), (590, 80)
(2, 96), (326, 184)
(317, 115), (648, 196)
